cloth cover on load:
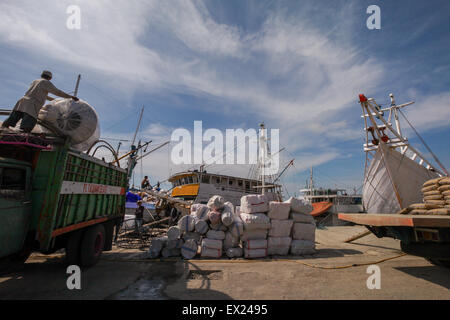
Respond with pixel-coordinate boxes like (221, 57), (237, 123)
(269, 219), (293, 237)
(181, 239), (198, 259)
(178, 215), (195, 233)
(207, 195), (225, 211)
(284, 197), (313, 214)
(268, 201), (291, 220)
(206, 229), (225, 240)
(292, 223), (315, 241)
(240, 194), (269, 213)
(268, 237), (292, 255)
(240, 212), (270, 230)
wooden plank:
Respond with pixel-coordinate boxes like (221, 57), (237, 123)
(52, 217), (108, 237)
(338, 213), (450, 228)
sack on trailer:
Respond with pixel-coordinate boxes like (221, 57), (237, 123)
(166, 238), (184, 250)
(244, 239), (267, 250)
(284, 197), (313, 214)
(195, 219), (209, 234)
(201, 247), (222, 258)
(229, 218), (244, 239)
(269, 219), (293, 237)
(161, 247), (181, 258)
(181, 239), (198, 259)
(268, 237), (292, 256)
(167, 226), (181, 240)
(201, 238), (223, 250)
(240, 194), (269, 213)
(292, 222), (315, 241)
(208, 210), (222, 225)
(268, 201), (291, 220)
(178, 215), (195, 233)
(191, 204), (209, 220)
(182, 232), (202, 243)
(244, 248), (267, 258)
(290, 212), (315, 224)
(241, 229), (268, 241)
(226, 247), (243, 258)
(206, 229), (226, 240)
(223, 232), (239, 250)
(147, 236), (167, 258)
(290, 240), (315, 255)
(207, 195), (225, 211)
(240, 212), (270, 230)
(221, 202), (234, 226)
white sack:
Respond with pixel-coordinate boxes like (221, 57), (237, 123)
(269, 219), (293, 237)
(178, 215), (195, 233)
(241, 229), (268, 241)
(191, 204), (209, 220)
(226, 247), (243, 258)
(147, 236), (167, 258)
(240, 194), (269, 213)
(290, 212), (315, 224)
(206, 229), (225, 240)
(181, 239), (198, 259)
(223, 232), (239, 250)
(167, 226), (181, 240)
(166, 238), (184, 250)
(292, 223), (315, 241)
(290, 240), (315, 255)
(201, 238), (223, 250)
(268, 237), (292, 256)
(208, 210), (222, 225)
(221, 202), (234, 226)
(268, 202), (291, 220)
(195, 219), (209, 234)
(284, 197), (313, 214)
(244, 239), (268, 249)
(182, 232), (202, 243)
(244, 248), (267, 258)
(201, 247), (222, 258)
(207, 195), (225, 211)
(229, 219), (244, 239)
(240, 212), (270, 230)
(161, 247), (181, 258)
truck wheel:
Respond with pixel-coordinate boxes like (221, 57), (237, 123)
(80, 224), (105, 267)
(65, 230), (83, 265)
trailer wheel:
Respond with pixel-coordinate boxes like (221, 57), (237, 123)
(65, 230), (83, 265)
(80, 224), (105, 267)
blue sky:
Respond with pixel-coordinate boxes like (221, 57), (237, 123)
(0, 0), (449, 195)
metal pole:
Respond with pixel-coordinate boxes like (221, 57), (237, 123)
(74, 74), (81, 97)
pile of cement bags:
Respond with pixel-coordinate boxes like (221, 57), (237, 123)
(147, 193), (317, 259)
(399, 177), (450, 215)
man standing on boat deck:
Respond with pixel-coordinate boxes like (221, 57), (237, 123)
(1, 70), (79, 133)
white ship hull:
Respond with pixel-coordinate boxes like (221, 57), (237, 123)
(363, 143), (439, 213)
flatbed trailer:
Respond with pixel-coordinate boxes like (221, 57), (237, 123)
(339, 213), (450, 267)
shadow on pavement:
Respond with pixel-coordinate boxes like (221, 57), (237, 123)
(395, 265), (450, 290)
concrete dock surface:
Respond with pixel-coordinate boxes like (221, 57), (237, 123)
(0, 226), (449, 300)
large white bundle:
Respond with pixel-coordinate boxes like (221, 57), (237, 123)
(167, 226), (181, 240)
(221, 202), (234, 226)
(181, 239), (198, 259)
(290, 240), (315, 255)
(161, 247), (181, 257)
(38, 99), (99, 147)
(244, 239), (267, 249)
(71, 125), (100, 151)
(147, 236), (167, 258)
(209, 221), (227, 231)
(244, 248), (267, 258)
(223, 232), (239, 250)
(207, 195), (225, 211)
(208, 210), (222, 225)
(268, 202), (291, 220)
(206, 229), (225, 240)
(166, 238), (184, 250)
(226, 247), (243, 258)
(178, 215), (195, 233)
(269, 219), (293, 237)
(240, 194), (269, 213)
(284, 197), (313, 214)
(241, 229), (268, 241)
(268, 237), (291, 255)
(201, 247), (222, 258)
(240, 212), (270, 230)
(292, 222), (315, 241)
(229, 219), (244, 239)
(202, 238), (223, 250)
(195, 219), (209, 234)
(191, 204), (209, 220)
(290, 212), (315, 224)
(182, 232), (202, 243)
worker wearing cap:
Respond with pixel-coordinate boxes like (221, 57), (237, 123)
(1, 70), (79, 133)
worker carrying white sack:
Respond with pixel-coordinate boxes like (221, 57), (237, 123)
(1, 70), (78, 133)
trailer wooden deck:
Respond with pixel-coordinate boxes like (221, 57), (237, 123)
(338, 213), (450, 228)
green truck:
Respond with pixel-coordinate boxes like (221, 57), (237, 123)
(0, 131), (128, 268)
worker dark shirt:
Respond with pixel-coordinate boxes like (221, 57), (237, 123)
(135, 206), (144, 219)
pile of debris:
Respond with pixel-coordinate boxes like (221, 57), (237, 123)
(147, 193), (317, 259)
(400, 177), (450, 215)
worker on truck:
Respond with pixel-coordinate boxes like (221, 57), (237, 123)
(1, 70), (79, 133)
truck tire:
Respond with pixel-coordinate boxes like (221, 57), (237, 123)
(65, 230), (83, 265)
(103, 220), (115, 251)
(80, 224), (105, 267)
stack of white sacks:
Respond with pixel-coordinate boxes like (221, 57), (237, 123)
(147, 193), (316, 259)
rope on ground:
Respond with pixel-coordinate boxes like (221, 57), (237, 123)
(100, 252), (408, 269)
